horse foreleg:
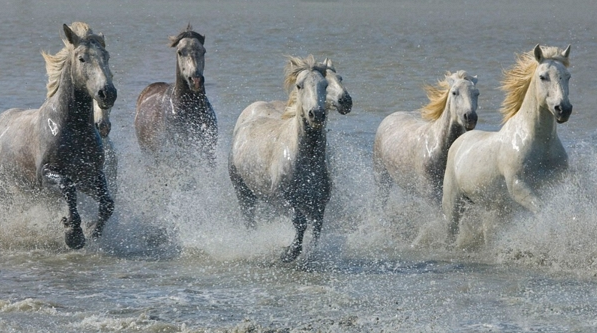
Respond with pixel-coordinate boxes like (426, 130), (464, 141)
(441, 177), (465, 245)
(41, 165), (85, 249)
(281, 209), (308, 263)
(373, 163), (392, 211)
(506, 175), (542, 214)
(90, 172), (114, 240)
(229, 164), (257, 229)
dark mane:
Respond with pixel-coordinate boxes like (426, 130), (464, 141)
(169, 23), (205, 47)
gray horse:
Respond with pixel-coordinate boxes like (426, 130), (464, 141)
(135, 24), (217, 168)
(0, 22), (117, 249)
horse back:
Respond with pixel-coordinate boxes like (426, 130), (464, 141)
(135, 82), (170, 153)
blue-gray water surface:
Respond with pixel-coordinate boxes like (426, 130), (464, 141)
(1, 0), (597, 332)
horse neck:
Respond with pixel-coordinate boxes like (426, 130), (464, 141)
(296, 118), (327, 165)
(429, 102), (465, 152)
(508, 79), (558, 140)
(43, 61), (94, 127)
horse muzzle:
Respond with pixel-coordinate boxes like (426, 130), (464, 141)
(189, 75), (204, 92)
(96, 119), (112, 138)
(464, 112), (478, 130)
(96, 84), (117, 109)
(307, 108), (327, 128)
(555, 103), (572, 124)
(336, 94), (353, 115)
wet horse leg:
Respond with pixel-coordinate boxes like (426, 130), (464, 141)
(281, 209), (308, 263)
(229, 164), (257, 229)
(309, 208), (325, 252)
(84, 172), (114, 240)
(41, 164), (85, 249)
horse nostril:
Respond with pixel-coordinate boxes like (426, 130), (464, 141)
(555, 105), (562, 112)
(308, 110), (315, 120)
(98, 89), (106, 100)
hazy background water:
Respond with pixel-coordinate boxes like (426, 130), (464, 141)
(1, 0), (597, 332)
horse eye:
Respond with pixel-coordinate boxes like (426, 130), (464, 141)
(539, 75), (548, 81)
(178, 50), (183, 56)
(296, 84), (302, 90)
(78, 56), (85, 63)
(452, 91), (458, 96)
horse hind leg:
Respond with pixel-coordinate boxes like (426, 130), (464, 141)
(228, 164), (257, 229)
(41, 165), (85, 249)
(281, 209), (308, 263)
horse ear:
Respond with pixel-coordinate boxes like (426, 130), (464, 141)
(63, 24), (79, 46)
(198, 33), (205, 45)
(533, 44), (543, 63)
(186, 23), (193, 32)
(562, 44), (571, 58)
(446, 76), (456, 87)
(323, 58), (333, 67)
(97, 32), (106, 48)
(471, 75), (478, 85)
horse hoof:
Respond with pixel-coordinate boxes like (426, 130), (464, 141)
(280, 245), (302, 263)
(65, 225), (85, 249)
(90, 221), (105, 241)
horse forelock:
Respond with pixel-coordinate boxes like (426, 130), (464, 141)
(169, 26), (205, 47)
(420, 71), (474, 121)
(43, 22), (106, 98)
(500, 46), (571, 123)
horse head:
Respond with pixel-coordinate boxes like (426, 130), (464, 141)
(446, 71), (479, 130)
(533, 44), (572, 124)
(170, 24), (206, 93)
(63, 23), (117, 110)
(93, 99), (112, 138)
(287, 56), (328, 130)
(322, 58), (352, 115)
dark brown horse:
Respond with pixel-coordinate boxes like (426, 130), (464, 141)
(0, 22), (117, 249)
(135, 24), (217, 167)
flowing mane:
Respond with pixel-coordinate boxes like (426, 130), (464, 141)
(499, 46), (570, 123)
(41, 22), (106, 98)
(420, 70), (473, 121)
(169, 23), (205, 47)
(282, 55), (326, 119)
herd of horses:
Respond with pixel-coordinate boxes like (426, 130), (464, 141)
(0, 21), (573, 262)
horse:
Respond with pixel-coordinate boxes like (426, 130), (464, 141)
(442, 45), (572, 242)
(134, 24), (217, 168)
(94, 100), (118, 196)
(373, 71), (478, 207)
(0, 22), (117, 249)
(229, 55), (350, 263)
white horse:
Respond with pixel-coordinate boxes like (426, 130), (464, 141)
(93, 100), (117, 196)
(373, 71), (478, 206)
(229, 55), (348, 263)
(442, 45), (572, 241)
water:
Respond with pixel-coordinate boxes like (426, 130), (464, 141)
(1, 0), (597, 331)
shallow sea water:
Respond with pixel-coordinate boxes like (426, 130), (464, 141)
(1, 0), (597, 332)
